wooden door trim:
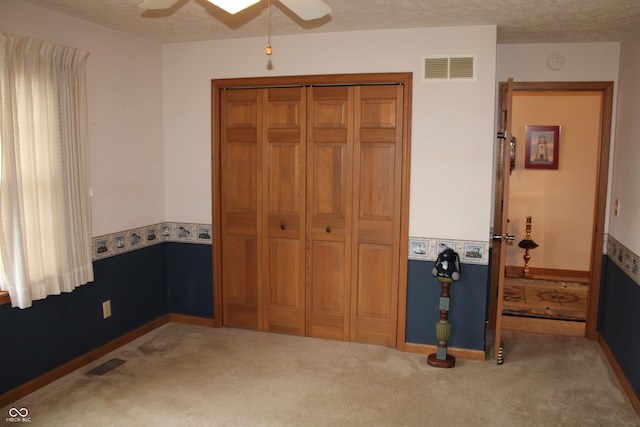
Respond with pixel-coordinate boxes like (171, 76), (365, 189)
(396, 76), (412, 352)
(211, 73), (413, 348)
(212, 82), (223, 329)
(492, 80), (613, 340)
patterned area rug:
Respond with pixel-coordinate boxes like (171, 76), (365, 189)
(502, 277), (588, 321)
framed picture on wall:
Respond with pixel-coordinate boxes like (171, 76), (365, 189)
(525, 125), (560, 169)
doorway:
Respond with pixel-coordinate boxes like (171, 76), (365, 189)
(488, 81), (614, 353)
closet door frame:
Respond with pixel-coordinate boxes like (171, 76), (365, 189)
(212, 73), (412, 349)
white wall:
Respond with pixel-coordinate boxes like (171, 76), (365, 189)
(3, 1), (499, 243)
(164, 26), (498, 242)
(609, 28), (640, 255)
(497, 42), (620, 82)
(7, 1), (631, 254)
(1, 0), (165, 237)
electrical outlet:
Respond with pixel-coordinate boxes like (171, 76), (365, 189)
(102, 300), (112, 319)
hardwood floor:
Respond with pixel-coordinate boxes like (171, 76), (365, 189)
(501, 276), (588, 336)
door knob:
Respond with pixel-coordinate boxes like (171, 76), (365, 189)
(280, 224), (287, 230)
(325, 227), (332, 233)
(492, 234), (514, 243)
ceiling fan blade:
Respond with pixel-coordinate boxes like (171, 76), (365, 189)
(278, 0), (331, 20)
(139, 0), (180, 10)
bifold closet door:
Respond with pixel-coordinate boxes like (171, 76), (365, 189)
(306, 86), (354, 341)
(350, 85), (403, 347)
(306, 85), (403, 346)
(221, 83), (403, 346)
(220, 87), (306, 334)
(263, 87), (306, 335)
(220, 88), (261, 330)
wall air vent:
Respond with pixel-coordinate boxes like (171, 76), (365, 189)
(423, 55), (476, 81)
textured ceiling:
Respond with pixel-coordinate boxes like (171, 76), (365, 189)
(17, 0), (640, 44)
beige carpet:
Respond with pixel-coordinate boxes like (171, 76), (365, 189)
(3, 323), (638, 426)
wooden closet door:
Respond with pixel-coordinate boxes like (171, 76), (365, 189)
(263, 87), (306, 335)
(220, 88), (263, 330)
(350, 85), (403, 346)
(306, 86), (354, 340)
(219, 80), (405, 346)
(221, 87), (306, 335)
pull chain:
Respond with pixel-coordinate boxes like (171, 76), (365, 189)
(265, 0), (272, 55)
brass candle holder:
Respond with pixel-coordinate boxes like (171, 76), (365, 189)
(518, 216), (538, 278)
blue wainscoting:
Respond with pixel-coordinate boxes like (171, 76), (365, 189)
(166, 242), (214, 319)
(599, 256), (640, 399)
(3, 240), (638, 404)
(405, 259), (489, 350)
(0, 243), (495, 397)
(0, 244), (168, 396)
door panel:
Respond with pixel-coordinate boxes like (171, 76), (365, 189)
(306, 86), (353, 340)
(356, 244), (394, 317)
(223, 235), (259, 329)
(268, 143), (300, 213)
(308, 240), (348, 339)
(220, 89), (261, 330)
(225, 144), (257, 211)
(264, 88), (306, 335)
(350, 85), (403, 347)
(358, 144), (396, 219)
(311, 144), (347, 217)
(492, 78), (514, 362)
(267, 237), (302, 334)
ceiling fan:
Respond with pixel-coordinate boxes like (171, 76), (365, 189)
(139, 0), (331, 21)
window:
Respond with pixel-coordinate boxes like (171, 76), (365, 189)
(0, 34), (94, 309)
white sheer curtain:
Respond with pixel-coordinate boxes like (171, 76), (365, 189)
(0, 34), (94, 309)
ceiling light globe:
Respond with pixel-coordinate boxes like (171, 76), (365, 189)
(207, 0), (260, 14)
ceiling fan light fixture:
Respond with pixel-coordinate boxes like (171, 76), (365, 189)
(206, 0), (260, 14)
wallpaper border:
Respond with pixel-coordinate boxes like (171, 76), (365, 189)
(92, 227), (636, 281)
(408, 237), (489, 265)
(606, 234), (640, 287)
(93, 224), (490, 265)
(92, 222), (212, 261)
